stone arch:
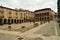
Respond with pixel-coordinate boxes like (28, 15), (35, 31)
(4, 19), (7, 24)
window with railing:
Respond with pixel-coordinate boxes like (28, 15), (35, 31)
(40, 14), (41, 16)
(24, 14), (25, 16)
(16, 12), (18, 15)
(0, 10), (4, 14)
(16, 17), (18, 18)
(1, 11), (4, 14)
(21, 17), (22, 19)
(47, 12), (49, 15)
(8, 16), (12, 18)
(42, 18), (43, 21)
(44, 13), (46, 16)
(40, 18), (41, 21)
(1, 15), (4, 18)
(8, 11), (12, 18)
(47, 17), (49, 19)
(42, 13), (44, 16)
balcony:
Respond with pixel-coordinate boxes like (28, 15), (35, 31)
(16, 17), (18, 19)
(8, 15), (12, 18)
(1, 16), (4, 18)
(0, 15), (4, 18)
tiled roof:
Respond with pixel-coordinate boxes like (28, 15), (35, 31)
(34, 8), (51, 12)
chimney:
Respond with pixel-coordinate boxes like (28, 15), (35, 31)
(1, 4), (2, 6)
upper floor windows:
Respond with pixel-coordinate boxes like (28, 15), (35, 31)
(0, 10), (4, 14)
(21, 17), (22, 19)
(8, 16), (12, 18)
(42, 13), (44, 16)
(0, 15), (4, 18)
(47, 12), (49, 15)
(21, 13), (22, 15)
(24, 14), (25, 16)
(16, 17), (18, 18)
(8, 15), (12, 18)
(1, 15), (4, 18)
(0, 8), (4, 14)
(1, 11), (4, 14)
(47, 17), (49, 19)
(45, 13), (46, 15)
(16, 12), (18, 15)
(9, 12), (11, 14)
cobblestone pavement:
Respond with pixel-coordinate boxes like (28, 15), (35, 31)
(0, 21), (60, 40)
(0, 22), (34, 30)
(34, 21), (59, 36)
(0, 22), (46, 40)
(0, 22), (40, 31)
(34, 21), (56, 35)
(20, 22), (48, 36)
(22, 21), (60, 40)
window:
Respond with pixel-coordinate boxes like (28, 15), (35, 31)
(47, 17), (49, 19)
(24, 14), (25, 16)
(42, 18), (43, 21)
(1, 11), (4, 14)
(47, 12), (49, 15)
(40, 18), (41, 21)
(0, 10), (4, 14)
(24, 17), (25, 20)
(24, 14), (25, 17)
(37, 14), (39, 17)
(0, 10), (1, 12)
(8, 15), (12, 18)
(9, 17), (11, 18)
(16, 17), (18, 18)
(20, 13), (22, 17)
(42, 13), (43, 16)
(36, 14), (38, 17)
(1, 15), (4, 18)
(40, 14), (41, 16)
(16, 13), (18, 15)
(21, 13), (22, 15)
(9, 12), (11, 14)
(45, 13), (46, 15)
(45, 17), (46, 20)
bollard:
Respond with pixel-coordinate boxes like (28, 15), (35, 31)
(34, 23), (38, 27)
(17, 37), (23, 40)
(21, 26), (25, 29)
(8, 25), (11, 31)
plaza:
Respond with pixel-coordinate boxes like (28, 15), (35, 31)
(0, 20), (60, 40)
(0, 0), (58, 40)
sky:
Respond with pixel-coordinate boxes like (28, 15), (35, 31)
(0, 0), (57, 12)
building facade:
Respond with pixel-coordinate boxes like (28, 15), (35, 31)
(0, 6), (34, 25)
(0, 5), (56, 25)
(34, 8), (55, 22)
(58, 0), (60, 23)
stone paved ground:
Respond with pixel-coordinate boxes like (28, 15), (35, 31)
(0, 33), (17, 40)
(0, 21), (60, 40)
(0, 22), (42, 32)
(0, 22), (47, 40)
(33, 20), (60, 36)
(34, 21), (57, 36)
(23, 20), (60, 40)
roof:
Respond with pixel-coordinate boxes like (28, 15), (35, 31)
(0, 6), (16, 11)
(34, 8), (51, 12)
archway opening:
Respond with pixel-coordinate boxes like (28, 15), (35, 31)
(4, 19), (7, 24)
